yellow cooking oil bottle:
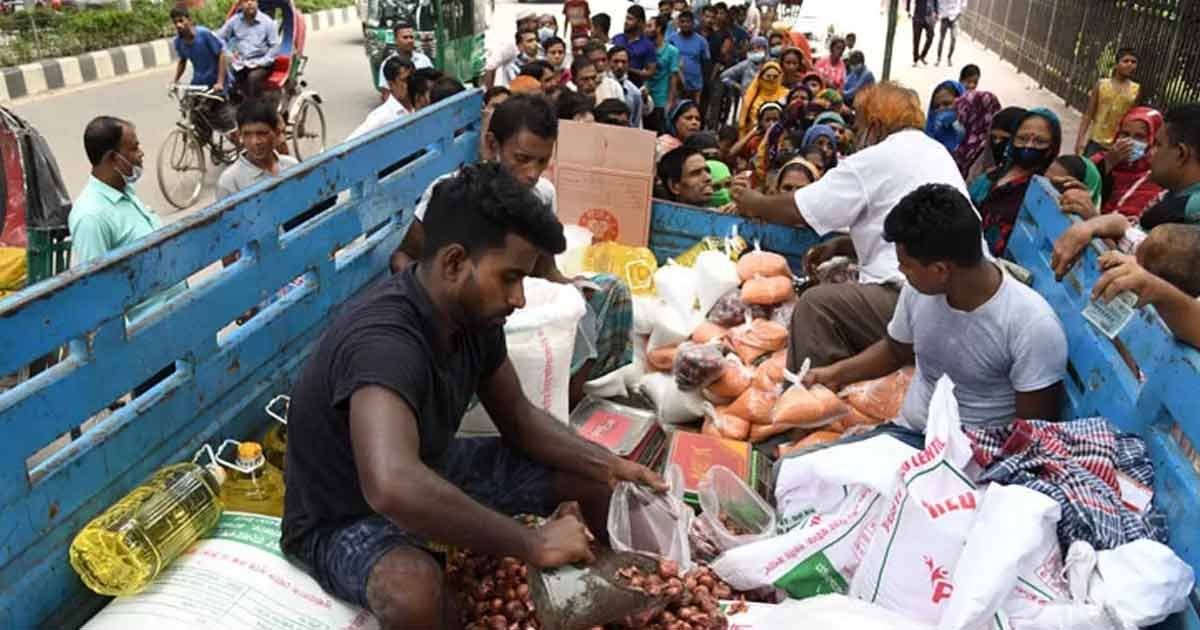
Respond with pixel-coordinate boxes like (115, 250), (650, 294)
(218, 440), (285, 517)
(261, 394), (289, 472)
(69, 455), (226, 596)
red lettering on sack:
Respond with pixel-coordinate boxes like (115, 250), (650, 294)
(924, 555), (954, 604)
(922, 492), (978, 520)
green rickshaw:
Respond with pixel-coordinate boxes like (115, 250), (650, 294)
(362, 0), (489, 88)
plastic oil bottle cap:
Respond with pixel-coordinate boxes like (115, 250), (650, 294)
(237, 442), (265, 468)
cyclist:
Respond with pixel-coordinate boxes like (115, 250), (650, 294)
(216, 0), (280, 101)
(170, 7), (234, 140)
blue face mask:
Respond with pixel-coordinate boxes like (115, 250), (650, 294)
(748, 51), (766, 63)
(1128, 139), (1148, 163)
(931, 109), (957, 130)
(769, 45), (782, 57)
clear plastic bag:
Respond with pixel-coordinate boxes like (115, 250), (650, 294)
(728, 317), (789, 366)
(695, 250), (741, 316)
(839, 367), (914, 422)
(646, 344), (678, 372)
(672, 341), (727, 391)
(741, 275), (795, 306)
(770, 371), (849, 429)
(690, 321), (729, 344)
(639, 372), (707, 425)
(654, 261), (699, 316)
(736, 246), (791, 283)
(706, 288), (748, 327)
(706, 355), (754, 400)
(697, 465), (777, 555)
(607, 464), (693, 571)
(815, 255), (860, 285)
(703, 402), (751, 440)
(726, 382), (780, 425)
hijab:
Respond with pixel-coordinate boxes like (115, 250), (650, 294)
(950, 90), (1002, 177)
(1007, 107), (1062, 174)
(802, 124), (837, 170)
(668, 99), (700, 139)
(760, 96), (809, 177)
(739, 61), (788, 136)
(774, 155), (822, 190)
(924, 80), (966, 152)
(1104, 106), (1167, 218)
(989, 106), (1027, 161)
(707, 159), (733, 207)
(814, 111), (845, 128)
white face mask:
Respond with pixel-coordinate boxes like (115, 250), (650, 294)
(115, 152), (143, 185)
(538, 26), (555, 41)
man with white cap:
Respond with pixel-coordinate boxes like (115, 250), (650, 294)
(485, 10), (542, 88)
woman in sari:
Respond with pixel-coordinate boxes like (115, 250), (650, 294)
(656, 99), (703, 161)
(755, 91), (811, 185)
(1091, 106), (1166, 219)
(924, 79), (966, 152)
(737, 61), (788, 137)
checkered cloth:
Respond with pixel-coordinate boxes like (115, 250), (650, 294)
(968, 417), (1168, 551)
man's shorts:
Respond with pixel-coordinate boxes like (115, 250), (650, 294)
(287, 437), (558, 610)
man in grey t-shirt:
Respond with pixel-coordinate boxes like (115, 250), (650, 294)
(806, 184), (1068, 430)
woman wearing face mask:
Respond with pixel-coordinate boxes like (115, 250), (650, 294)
(708, 159), (736, 210)
(924, 80), (966, 152)
(737, 61), (787, 138)
(1090, 106), (1166, 219)
(969, 107), (1062, 256)
(841, 51), (875, 106)
(950, 90), (1002, 178)
(656, 100), (703, 161)
(538, 14), (558, 43)
(964, 105), (1025, 182)
(720, 37), (771, 92)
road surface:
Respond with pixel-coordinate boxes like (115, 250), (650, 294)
(7, 0), (1079, 225)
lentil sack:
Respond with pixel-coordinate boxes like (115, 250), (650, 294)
(695, 250), (740, 315)
(706, 356), (754, 401)
(703, 403), (751, 441)
(673, 342), (726, 391)
(691, 321), (729, 344)
(504, 278), (588, 423)
(728, 319), (788, 366)
(736, 248), (791, 283)
(770, 382), (848, 429)
(646, 344), (678, 372)
(840, 367), (914, 422)
(740, 275), (794, 306)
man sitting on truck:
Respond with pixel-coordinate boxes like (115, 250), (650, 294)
(375, 21), (433, 101)
(349, 56), (414, 141)
(281, 163), (665, 628)
(805, 184), (1068, 430)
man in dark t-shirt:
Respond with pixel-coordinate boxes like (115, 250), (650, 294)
(281, 162), (665, 628)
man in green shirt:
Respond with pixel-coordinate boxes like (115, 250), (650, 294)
(70, 116), (185, 334)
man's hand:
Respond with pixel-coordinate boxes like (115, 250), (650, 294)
(212, 80), (225, 93)
(608, 458), (669, 492)
(1051, 222), (1094, 280)
(804, 240), (838, 278)
(525, 509), (595, 568)
(1058, 187), (1099, 219)
(802, 364), (844, 391)
(730, 172), (762, 212)
(1093, 251), (1170, 307)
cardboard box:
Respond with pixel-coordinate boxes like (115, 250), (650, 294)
(551, 120), (656, 247)
(662, 430), (772, 508)
(569, 398), (666, 469)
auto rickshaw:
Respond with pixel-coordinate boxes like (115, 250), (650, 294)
(362, 0), (489, 88)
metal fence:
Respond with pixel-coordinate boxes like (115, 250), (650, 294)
(959, 0), (1200, 112)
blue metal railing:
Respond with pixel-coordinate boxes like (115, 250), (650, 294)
(0, 89), (482, 628)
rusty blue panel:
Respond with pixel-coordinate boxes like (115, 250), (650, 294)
(648, 200), (825, 273)
(1009, 177), (1200, 623)
(0, 90), (482, 629)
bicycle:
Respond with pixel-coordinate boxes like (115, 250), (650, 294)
(157, 85), (240, 210)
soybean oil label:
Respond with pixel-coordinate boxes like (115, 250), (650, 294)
(205, 511), (285, 558)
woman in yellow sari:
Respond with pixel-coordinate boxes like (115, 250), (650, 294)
(737, 61), (787, 138)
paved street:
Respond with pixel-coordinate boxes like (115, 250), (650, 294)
(6, 0), (1082, 225)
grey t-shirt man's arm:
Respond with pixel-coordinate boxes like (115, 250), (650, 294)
(888, 272), (1068, 430)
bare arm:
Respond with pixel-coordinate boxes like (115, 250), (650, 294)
(479, 359), (664, 490)
(484, 68), (497, 89)
(1074, 84), (1100, 154)
(1015, 383), (1063, 421)
(731, 176), (810, 227)
(805, 336), (914, 391)
(349, 386), (551, 560)
(1094, 252), (1200, 349)
(215, 52), (228, 90)
(173, 58), (187, 83)
(1051, 213), (1131, 280)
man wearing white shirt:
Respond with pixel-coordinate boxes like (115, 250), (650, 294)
(743, 0), (760, 36)
(731, 83), (971, 370)
(497, 31), (543, 88)
(485, 10), (541, 88)
(350, 56), (412, 141)
(375, 21), (433, 100)
(936, 0), (967, 66)
(583, 43), (627, 102)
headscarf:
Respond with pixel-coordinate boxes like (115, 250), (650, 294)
(801, 124), (836, 152)
(924, 80), (966, 152)
(1082, 158), (1103, 208)
(756, 101), (784, 125)
(814, 111), (845, 128)
(1102, 106), (1166, 218)
(816, 88), (843, 108)
(1011, 107), (1062, 173)
(786, 84), (813, 107)
(799, 72), (824, 92)
(739, 61), (787, 136)
(707, 160), (733, 207)
(759, 97), (809, 179)
(668, 99), (700, 139)
(774, 156), (822, 190)
(950, 90), (1002, 177)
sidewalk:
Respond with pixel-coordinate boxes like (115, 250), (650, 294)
(834, 1), (1082, 147)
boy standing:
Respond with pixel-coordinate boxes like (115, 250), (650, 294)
(1075, 48), (1141, 156)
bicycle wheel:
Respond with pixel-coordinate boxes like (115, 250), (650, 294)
(290, 96), (327, 161)
(157, 128), (206, 210)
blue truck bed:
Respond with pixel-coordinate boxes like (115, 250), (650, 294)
(0, 92), (1196, 627)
